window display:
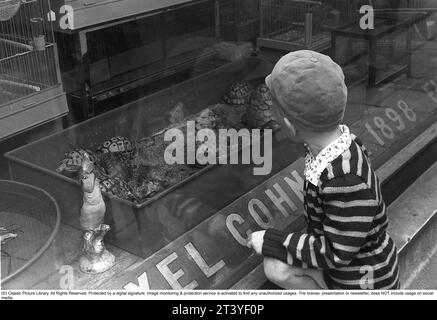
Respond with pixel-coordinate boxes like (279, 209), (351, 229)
(0, 0), (437, 292)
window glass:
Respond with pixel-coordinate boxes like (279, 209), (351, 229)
(1, 0), (437, 290)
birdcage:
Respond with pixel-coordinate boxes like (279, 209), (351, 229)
(0, 0), (67, 140)
(257, 0), (336, 52)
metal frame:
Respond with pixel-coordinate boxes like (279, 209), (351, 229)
(330, 13), (427, 94)
(0, 0), (68, 139)
(72, 0), (220, 119)
(257, 0), (332, 52)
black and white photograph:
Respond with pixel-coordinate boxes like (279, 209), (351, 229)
(0, 0), (436, 304)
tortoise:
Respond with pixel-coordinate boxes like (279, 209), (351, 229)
(99, 152), (132, 179)
(76, 151), (136, 202)
(195, 104), (244, 131)
(96, 136), (135, 155)
(221, 81), (253, 115)
(93, 168), (137, 202)
(56, 149), (98, 173)
(245, 84), (280, 130)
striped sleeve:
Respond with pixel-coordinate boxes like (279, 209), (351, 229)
(262, 174), (377, 269)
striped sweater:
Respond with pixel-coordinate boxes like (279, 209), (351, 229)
(262, 126), (400, 290)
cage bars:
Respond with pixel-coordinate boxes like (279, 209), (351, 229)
(0, 0), (58, 106)
(258, 0), (335, 52)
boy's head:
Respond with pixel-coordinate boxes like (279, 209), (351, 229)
(266, 50), (347, 136)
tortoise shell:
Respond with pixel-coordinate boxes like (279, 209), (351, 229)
(245, 84), (280, 129)
(56, 149), (97, 173)
(195, 104), (243, 132)
(96, 136), (135, 155)
(99, 152), (132, 179)
(222, 81), (253, 106)
(94, 169), (136, 201)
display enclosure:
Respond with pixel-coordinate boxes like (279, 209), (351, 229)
(2, 0), (437, 290)
(6, 58), (302, 259)
(257, 0), (358, 52)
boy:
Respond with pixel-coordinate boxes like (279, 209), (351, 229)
(248, 50), (400, 290)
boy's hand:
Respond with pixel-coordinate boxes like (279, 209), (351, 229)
(248, 230), (266, 255)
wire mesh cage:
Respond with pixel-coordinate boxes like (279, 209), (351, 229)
(257, 0), (331, 51)
(0, 0), (22, 21)
(0, 0), (59, 107)
(257, 0), (360, 52)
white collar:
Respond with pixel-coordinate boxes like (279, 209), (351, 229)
(304, 124), (352, 186)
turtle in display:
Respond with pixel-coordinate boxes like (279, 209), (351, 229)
(95, 136), (136, 180)
(96, 136), (135, 156)
(77, 152), (136, 202)
(99, 152), (132, 180)
(195, 103), (245, 132)
(222, 81), (253, 106)
(221, 81), (254, 115)
(56, 149), (98, 173)
(245, 84), (280, 130)
(94, 168), (138, 202)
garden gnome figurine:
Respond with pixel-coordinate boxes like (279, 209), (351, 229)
(79, 153), (115, 273)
